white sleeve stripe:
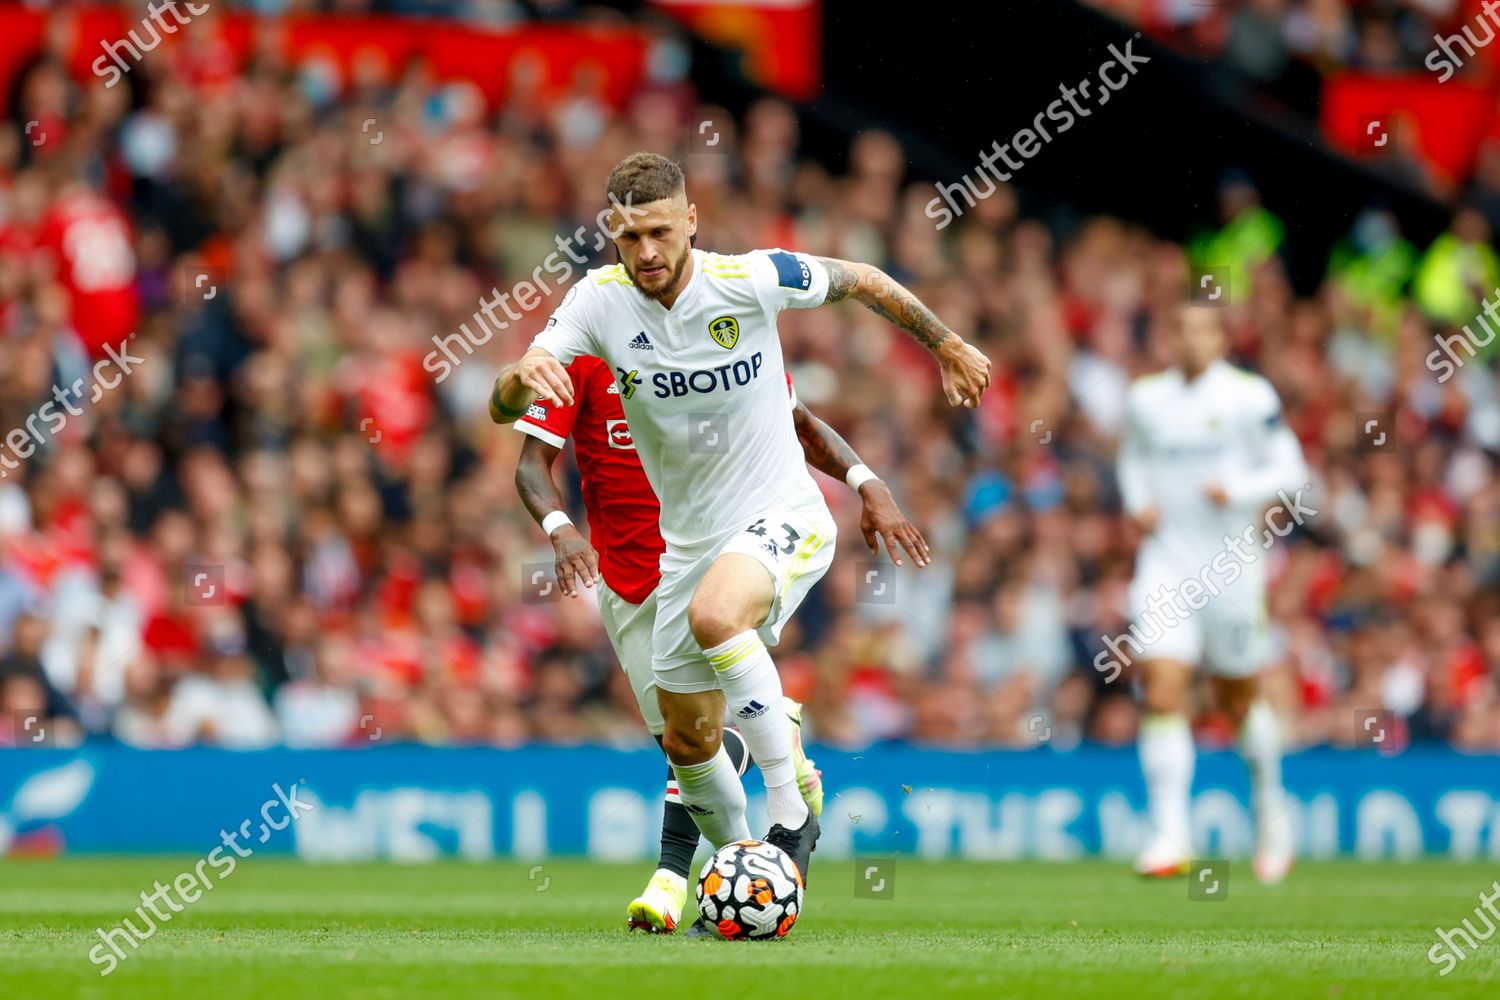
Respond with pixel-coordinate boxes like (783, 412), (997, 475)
(513, 422), (567, 449)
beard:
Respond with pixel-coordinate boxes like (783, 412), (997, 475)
(626, 246), (690, 304)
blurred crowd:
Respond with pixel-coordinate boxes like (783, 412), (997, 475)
(1086, 0), (1500, 203)
(23, 0), (562, 21)
(0, 8), (1498, 753)
(1086, 0), (1471, 76)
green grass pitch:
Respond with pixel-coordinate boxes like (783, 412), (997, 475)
(2, 858), (1496, 998)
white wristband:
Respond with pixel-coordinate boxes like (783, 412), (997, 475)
(846, 464), (880, 491)
(541, 511), (572, 536)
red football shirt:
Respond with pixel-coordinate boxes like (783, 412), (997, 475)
(515, 356), (665, 604)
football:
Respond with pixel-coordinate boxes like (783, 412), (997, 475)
(695, 840), (803, 940)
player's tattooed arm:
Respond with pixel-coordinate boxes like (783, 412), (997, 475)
(792, 402), (930, 567)
(819, 258), (862, 305)
(816, 257), (947, 350)
(815, 256), (993, 407)
(515, 436), (599, 596)
(791, 401), (861, 481)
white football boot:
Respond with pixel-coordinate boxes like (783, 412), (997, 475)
(1133, 832), (1192, 878)
(1253, 807), (1294, 885)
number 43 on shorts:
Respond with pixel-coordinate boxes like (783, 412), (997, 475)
(744, 518), (801, 555)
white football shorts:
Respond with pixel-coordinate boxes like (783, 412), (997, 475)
(652, 506), (836, 694)
(1127, 541), (1269, 678)
(596, 581), (664, 736)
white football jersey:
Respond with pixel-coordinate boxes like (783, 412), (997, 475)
(1117, 359), (1308, 563)
(531, 247), (830, 549)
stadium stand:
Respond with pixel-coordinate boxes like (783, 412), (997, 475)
(0, 1), (1495, 759)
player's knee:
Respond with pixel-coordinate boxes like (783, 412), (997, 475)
(1217, 681), (1256, 724)
(661, 720), (714, 765)
(687, 594), (748, 648)
(1141, 665), (1188, 715)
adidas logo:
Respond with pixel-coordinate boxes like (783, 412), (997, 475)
(629, 331), (654, 350)
(736, 700), (769, 720)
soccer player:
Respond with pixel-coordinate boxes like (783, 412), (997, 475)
(500, 354), (926, 932)
(1116, 304), (1307, 884)
(492, 152), (991, 889)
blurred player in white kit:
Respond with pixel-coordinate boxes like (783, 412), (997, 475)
(1116, 304), (1309, 884)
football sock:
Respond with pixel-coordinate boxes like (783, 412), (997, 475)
(1138, 712), (1194, 853)
(653, 728), (754, 878)
(721, 727), (750, 775)
(704, 630), (809, 830)
(668, 743), (750, 849)
(655, 735), (703, 880)
(765, 779), (809, 831)
(1238, 700), (1284, 824)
